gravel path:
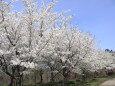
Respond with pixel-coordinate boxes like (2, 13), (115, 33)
(100, 78), (115, 86)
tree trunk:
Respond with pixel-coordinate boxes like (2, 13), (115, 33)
(50, 66), (55, 83)
(34, 70), (37, 84)
(63, 77), (68, 86)
(50, 71), (55, 82)
(13, 65), (23, 86)
(40, 73), (43, 83)
(9, 77), (14, 86)
(14, 77), (22, 86)
(39, 69), (43, 83)
(62, 68), (69, 86)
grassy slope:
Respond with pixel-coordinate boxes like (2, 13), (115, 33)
(88, 75), (115, 86)
(0, 75), (115, 86)
(88, 77), (110, 86)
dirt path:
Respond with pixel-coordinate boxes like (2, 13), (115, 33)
(100, 78), (115, 86)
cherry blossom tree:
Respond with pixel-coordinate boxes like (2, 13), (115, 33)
(35, 16), (96, 85)
(0, 0), (62, 86)
(54, 27), (95, 86)
(89, 50), (115, 72)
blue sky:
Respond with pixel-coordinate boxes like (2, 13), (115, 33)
(11, 0), (115, 50)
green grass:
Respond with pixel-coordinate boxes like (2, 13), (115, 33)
(35, 75), (115, 86)
(1, 75), (115, 86)
(87, 77), (110, 86)
(86, 75), (115, 86)
(0, 83), (8, 86)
